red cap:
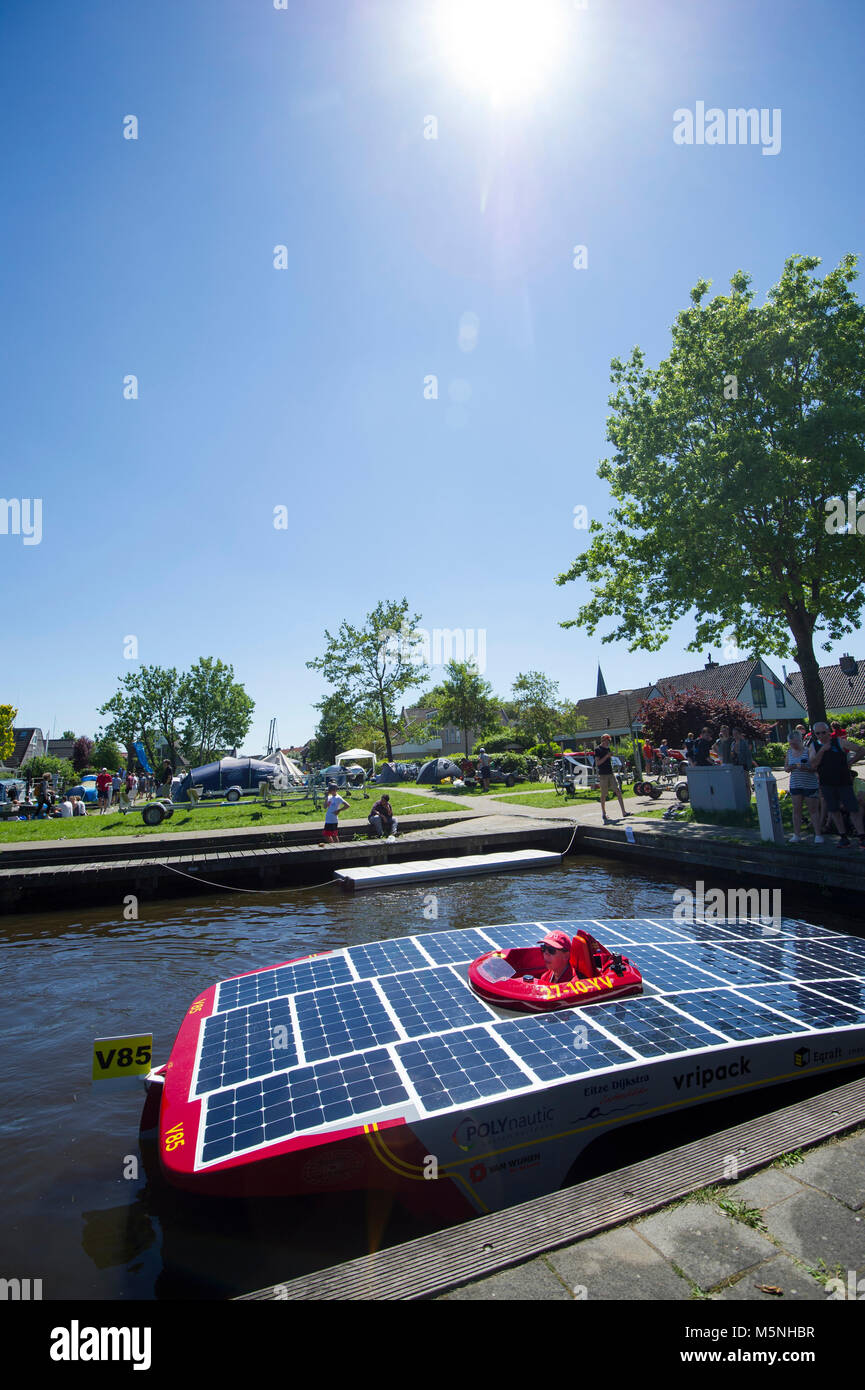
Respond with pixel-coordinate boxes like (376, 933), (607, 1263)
(539, 929), (571, 951)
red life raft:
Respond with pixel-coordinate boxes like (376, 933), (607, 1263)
(468, 930), (642, 1013)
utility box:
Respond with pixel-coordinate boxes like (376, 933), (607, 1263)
(686, 764), (750, 813)
(753, 766), (785, 843)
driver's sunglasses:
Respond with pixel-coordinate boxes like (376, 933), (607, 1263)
(540, 944), (563, 954)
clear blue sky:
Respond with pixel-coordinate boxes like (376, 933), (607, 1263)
(2, 0), (863, 749)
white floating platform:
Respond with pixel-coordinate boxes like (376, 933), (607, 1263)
(335, 848), (562, 891)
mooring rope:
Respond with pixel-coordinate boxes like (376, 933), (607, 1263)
(158, 862), (340, 894)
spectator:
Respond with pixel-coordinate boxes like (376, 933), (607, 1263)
(126, 769), (139, 805)
(477, 747), (491, 793)
(713, 724), (733, 764)
(58, 796), (74, 818)
(368, 793), (398, 839)
(809, 723), (865, 847)
(730, 727), (754, 797)
(684, 731), (696, 763)
(785, 730), (823, 843)
(322, 781), (348, 843)
(111, 770), (122, 807)
(596, 734), (630, 823)
(96, 767), (112, 813)
(157, 760), (174, 797)
(692, 726), (714, 767)
(72, 795), (87, 816)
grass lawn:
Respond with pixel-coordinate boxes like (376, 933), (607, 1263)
(0, 788), (467, 844)
(487, 787), (622, 809)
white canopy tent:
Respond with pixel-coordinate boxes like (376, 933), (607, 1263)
(335, 748), (377, 774)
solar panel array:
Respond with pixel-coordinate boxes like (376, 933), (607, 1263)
(188, 918), (865, 1168)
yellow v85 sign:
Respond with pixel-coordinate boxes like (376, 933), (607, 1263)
(92, 1034), (153, 1081)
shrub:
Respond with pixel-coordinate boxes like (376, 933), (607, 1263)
(525, 742), (560, 761)
(20, 755), (76, 786)
(473, 731), (530, 753)
(490, 752), (532, 778)
(756, 742), (787, 768)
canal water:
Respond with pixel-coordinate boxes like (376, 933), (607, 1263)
(1, 854), (861, 1300)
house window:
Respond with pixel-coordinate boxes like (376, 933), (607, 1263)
(774, 682), (785, 707)
(750, 677), (767, 707)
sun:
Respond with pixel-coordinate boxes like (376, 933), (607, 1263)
(434, 0), (567, 107)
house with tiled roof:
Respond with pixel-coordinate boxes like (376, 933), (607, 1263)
(8, 727), (45, 768)
(559, 655), (806, 746)
(785, 659), (865, 720)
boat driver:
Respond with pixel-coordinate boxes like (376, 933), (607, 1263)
(536, 929), (575, 985)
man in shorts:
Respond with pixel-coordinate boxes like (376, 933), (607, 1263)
(596, 734), (630, 823)
(96, 767), (112, 814)
(322, 781), (348, 843)
(810, 723), (865, 848)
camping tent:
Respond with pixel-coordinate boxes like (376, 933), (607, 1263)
(416, 757), (462, 784)
(175, 757), (287, 802)
(375, 762), (400, 784)
(260, 749), (304, 785)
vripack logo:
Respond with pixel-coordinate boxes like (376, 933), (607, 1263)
(673, 1055), (750, 1092)
(451, 1108), (553, 1151)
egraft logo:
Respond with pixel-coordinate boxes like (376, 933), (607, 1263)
(794, 1045), (841, 1069)
(673, 1054), (750, 1092)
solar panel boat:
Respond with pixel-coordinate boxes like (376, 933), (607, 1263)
(144, 918), (865, 1217)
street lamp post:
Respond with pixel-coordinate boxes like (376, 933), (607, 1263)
(623, 691), (643, 777)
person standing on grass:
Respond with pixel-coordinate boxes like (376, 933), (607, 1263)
(96, 767), (112, 814)
(713, 724), (732, 764)
(730, 727), (754, 797)
(785, 730), (823, 844)
(322, 780), (348, 843)
(596, 734), (630, 824)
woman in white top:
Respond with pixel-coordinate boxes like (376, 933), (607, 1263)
(785, 730), (823, 843)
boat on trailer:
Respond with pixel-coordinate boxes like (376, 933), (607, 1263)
(143, 917), (865, 1218)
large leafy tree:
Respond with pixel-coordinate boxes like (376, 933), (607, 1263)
(557, 254), (865, 725)
(72, 735), (93, 771)
(427, 660), (500, 756)
(0, 704), (16, 764)
(306, 598), (428, 760)
(182, 657), (254, 764)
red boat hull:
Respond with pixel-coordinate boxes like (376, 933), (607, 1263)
(468, 939), (642, 1012)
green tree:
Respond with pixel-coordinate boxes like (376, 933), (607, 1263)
(21, 755), (76, 786)
(308, 691), (357, 765)
(182, 657), (254, 764)
(306, 598), (428, 760)
(91, 737), (123, 770)
(61, 729), (75, 740)
(100, 665), (187, 767)
(511, 671), (567, 747)
(0, 704), (16, 764)
(427, 661), (499, 756)
(557, 254), (865, 726)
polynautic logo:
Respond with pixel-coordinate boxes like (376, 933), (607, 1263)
(673, 102), (781, 156)
(0, 498), (42, 545)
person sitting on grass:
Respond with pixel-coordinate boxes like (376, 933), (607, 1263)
(368, 793), (398, 839)
(322, 781), (348, 843)
(596, 735), (630, 823)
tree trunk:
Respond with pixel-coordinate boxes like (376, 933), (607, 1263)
(379, 690), (392, 761)
(788, 617), (827, 725)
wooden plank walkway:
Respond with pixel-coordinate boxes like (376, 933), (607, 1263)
(235, 1075), (865, 1301)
